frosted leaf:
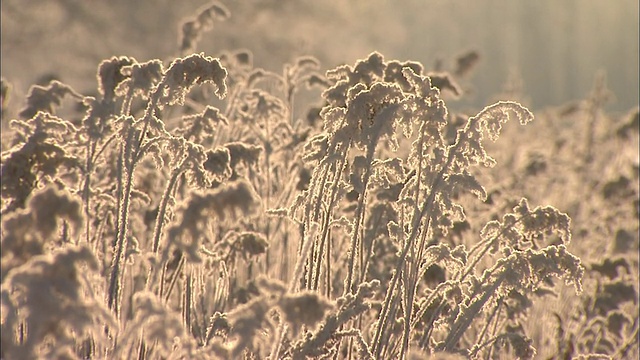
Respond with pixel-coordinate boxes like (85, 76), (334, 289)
(446, 170), (487, 201)
(370, 157), (405, 189)
(330, 216), (352, 230)
(351, 52), (386, 83)
(480, 220), (502, 242)
(503, 198), (573, 246)
(167, 137), (215, 188)
(1, 112), (80, 210)
(422, 243), (465, 273)
(518, 245), (584, 294)
(265, 207), (288, 218)
(520, 204), (572, 244)
(18, 80), (83, 120)
(289, 279), (378, 359)
(426, 72), (462, 97)
(145, 113), (170, 137)
(514, 197), (530, 216)
(402, 67), (434, 99)
(323, 52), (386, 107)
(287, 191), (308, 222)
(321, 106), (350, 145)
(470, 101), (534, 141)
(388, 220), (403, 244)
(451, 244), (468, 265)
(81, 96), (117, 140)
(302, 133), (329, 164)
(343, 82), (405, 150)
(479, 201), (575, 255)
(440, 195), (466, 223)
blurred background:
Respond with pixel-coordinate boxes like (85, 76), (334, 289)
(1, 0), (638, 113)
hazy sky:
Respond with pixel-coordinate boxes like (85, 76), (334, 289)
(2, 0), (638, 112)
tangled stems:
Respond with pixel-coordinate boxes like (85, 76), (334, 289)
(439, 271), (507, 352)
(371, 135), (458, 358)
(4, 35), (618, 358)
(344, 143), (377, 295)
(371, 170), (442, 358)
(302, 143), (348, 292)
(107, 117), (138, 313)
(107, 54), (227, 315)
(107, 71), (165, 311)
(372, 101), (534, 358)
(308, 157), (347, 293)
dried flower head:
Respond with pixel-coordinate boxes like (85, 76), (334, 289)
(203, 146), (233, 180)
(179, 1), (230, 54)
(235, 231), (270, 257)
(158, 53), (228, 106)
(116, 59), (164, 99)
(97, 56), (136, 102)
(1, 246), (115, 359)
(168, 180), (261, 262)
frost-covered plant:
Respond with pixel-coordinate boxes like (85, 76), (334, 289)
(2, 3), (636, 358)
(1, 185), (83, 281)
(280, 52), (586, 359)
(1, 112), (80, 213)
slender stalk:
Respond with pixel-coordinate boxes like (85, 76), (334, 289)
(302, 152), (345, 290)
(372, 143), (456, 356)
(484, 299), (503, 360)
(311, 158), (344, 291)
(151, 169), (181, 253)
(107, 128), (136, 313)
(108, 87), (164, 314)
(83, 140), (96, 244)
(183, 270), (193, 336)
(163, 254), (185, 301)
(344, 144), (376, 295)
(269, 225), (316, 360)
